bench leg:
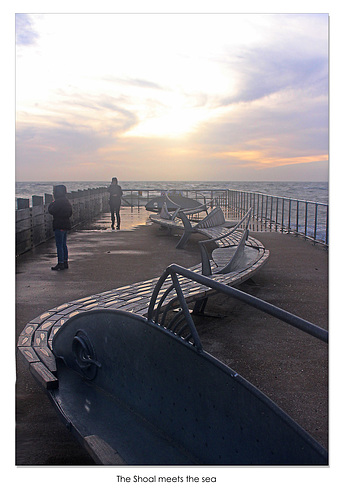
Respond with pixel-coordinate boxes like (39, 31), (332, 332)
(158, 226), (172, 233)
(190, 297), (225, 318)
(191, 297), (208, 315)
(176, 230), (191, 249)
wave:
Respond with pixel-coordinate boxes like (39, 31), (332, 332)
(15, 180), (328, 205)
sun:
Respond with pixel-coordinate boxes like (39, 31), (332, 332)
(124, 108), (204, 138)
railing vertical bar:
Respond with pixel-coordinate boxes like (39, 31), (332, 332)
(257, 193), (260, 222)
(288, 199), (292, 233)
(253, 192), (256, 230)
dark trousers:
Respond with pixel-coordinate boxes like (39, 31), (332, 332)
(54, 229), (68, 263)
(110, 205), (121, 228)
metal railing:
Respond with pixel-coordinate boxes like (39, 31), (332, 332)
(120, 188), (328, 246)
(226, 190), (328, 246)
(16, 187), (329, 248)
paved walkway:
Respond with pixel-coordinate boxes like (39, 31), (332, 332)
(15, 208), (328, 465)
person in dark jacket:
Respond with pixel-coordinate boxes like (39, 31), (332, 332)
(48, 184), (73, 270)
(108, 177), (123, 230)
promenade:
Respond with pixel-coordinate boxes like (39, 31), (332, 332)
(15, 207), (328, 465)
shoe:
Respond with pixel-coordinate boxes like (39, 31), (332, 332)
(116, 226), (120, 230)
(51, 263), (65, 271)
(64, 261), (69, 269)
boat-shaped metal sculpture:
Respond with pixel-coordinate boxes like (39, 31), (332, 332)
(145, 192), (205, 212)
(19, 264), (328, 466)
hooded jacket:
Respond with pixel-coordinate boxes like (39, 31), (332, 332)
(48, 185), (73, 230)
(108, 182), (123, 208)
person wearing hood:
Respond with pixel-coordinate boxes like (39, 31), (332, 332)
(48, 184), (73, 271)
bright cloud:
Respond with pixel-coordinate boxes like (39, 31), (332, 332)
(15, 13), (328, 181)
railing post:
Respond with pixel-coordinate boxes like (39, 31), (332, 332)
(16, 186), (329, 250)
(288, 199), (292, 232)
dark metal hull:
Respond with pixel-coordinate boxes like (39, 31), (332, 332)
(145, 194), (202, 212)
(51, 309), (327, 466)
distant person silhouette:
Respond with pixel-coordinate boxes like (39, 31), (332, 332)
(108, 177), (123, 230)
(48, 184), (73, 270)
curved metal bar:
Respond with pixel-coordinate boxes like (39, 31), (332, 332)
(148, 268), (176, 320)
(160, 300), (175, 327)
(177, 324), (192, 339)
(167, 309), (186, 331)
(199, 207), (252, 275)
(169, 272), (203, 350)
(148, 264), (328, 344)
(153, 283), (175, 324)
(148, 268), (203, 349)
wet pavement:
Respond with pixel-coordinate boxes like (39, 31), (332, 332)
(15, 207), (328, 465)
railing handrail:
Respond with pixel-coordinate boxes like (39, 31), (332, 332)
(16, 187), (328, 208)
(225, 188), (328, 208)
(16, 186), (328, 247)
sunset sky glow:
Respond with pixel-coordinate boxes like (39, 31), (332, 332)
(15, 12), (329, 182)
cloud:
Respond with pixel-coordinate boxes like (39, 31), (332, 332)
(15, 94), (140, 179)
(104, 76), (165, 91)
(15, 14), (39, 46)
(18, 91), (139, 138)
(218, 48), (328, 108)
(193, 88), (328, 158)
(15, 13), (328, 182)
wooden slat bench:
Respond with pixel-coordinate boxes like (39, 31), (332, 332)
(198, 208), (257, 276)
(18, 220), (269, 390)
(150, 203), (239, 249)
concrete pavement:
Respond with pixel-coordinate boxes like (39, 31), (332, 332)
(15, 208), (328, 465)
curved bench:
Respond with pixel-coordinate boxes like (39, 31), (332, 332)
(18, 264), (327, 465)
(18, 222), (269, 390)
(150, 204), (240, 249)
(198, 208), (257, 276)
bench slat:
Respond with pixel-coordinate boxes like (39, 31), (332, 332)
(18, 207), (269, 384)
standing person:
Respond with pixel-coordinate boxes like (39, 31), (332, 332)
(108, 177), (123, 230)
(48, 184), (73, 271)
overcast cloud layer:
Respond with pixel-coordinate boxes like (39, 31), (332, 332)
(15, 13), (328, 181)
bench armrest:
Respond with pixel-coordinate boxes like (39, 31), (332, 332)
(199, 240), (215, 276)
(177, 210), (193, 230)
(199, 207), (252, 276)
(171, 207), (181, 220)
(159, 202), (181, 220)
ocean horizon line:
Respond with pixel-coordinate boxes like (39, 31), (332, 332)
(16, 179), (328, 184)
(16, 180), (328, 207)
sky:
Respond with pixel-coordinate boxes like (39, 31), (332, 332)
(15, 12), (329, 182)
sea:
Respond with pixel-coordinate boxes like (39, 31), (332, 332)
(15, 181), (328, 206)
